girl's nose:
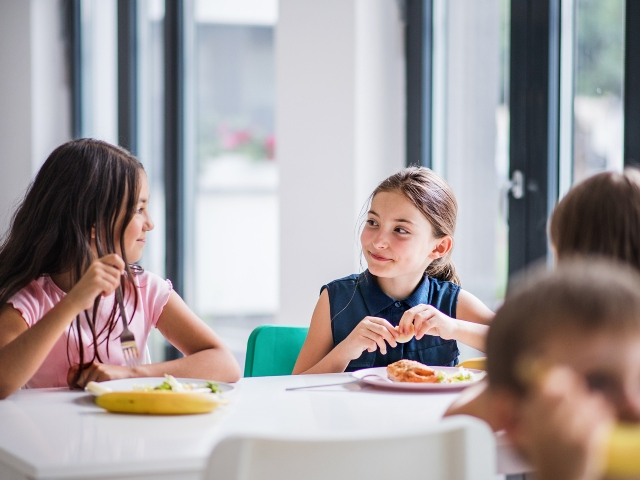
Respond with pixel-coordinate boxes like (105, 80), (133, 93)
(145, 215), (155, 231)
(372, 230), (389, 248)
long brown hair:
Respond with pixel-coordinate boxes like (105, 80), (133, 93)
(549, 168), (640, 271)
(367, 166), (460, 284)
(0, 138), (144, 382)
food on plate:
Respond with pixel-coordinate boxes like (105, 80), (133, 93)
(394, 324), (415, 343)
(387, 359), (438, 383)
(85, 381), (113, 395)
(135, 374), (222, 393)
(94, 390), (226, 415)
(386, 359), (481, 384)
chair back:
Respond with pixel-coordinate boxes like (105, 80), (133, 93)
(243, 325), (308, 377)
(204, 415), (497, 480)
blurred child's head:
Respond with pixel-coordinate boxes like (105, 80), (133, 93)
(549, 168), (640, 270)
(362, 166), (460, 284)
(0, 138), (145, 304)
(487, 258), (640, 423)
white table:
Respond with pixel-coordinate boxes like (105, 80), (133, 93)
(0, 373), (529, 479)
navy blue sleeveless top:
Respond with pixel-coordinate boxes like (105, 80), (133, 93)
(323, 270), (460, 372)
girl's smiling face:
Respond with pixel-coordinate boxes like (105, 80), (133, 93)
(361, 191), (450, 286)
(117, 172), (154, 263)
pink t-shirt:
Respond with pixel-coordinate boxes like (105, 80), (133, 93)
(8, 271), (173, 388)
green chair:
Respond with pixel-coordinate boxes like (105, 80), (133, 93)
(244, 325), (309, 377)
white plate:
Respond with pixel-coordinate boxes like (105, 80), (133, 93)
(87, 377), (236, 395)
(352, 366), (484, 391)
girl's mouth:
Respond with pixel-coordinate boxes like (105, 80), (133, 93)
(369, 252), (391, 262)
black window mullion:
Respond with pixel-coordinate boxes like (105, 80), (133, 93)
(508, 0), (561, 275)
(406, 0), (433, 168)
(624, 0), (640, 166)
(164, 0), (185, 360)
(117, 0), (137, 155)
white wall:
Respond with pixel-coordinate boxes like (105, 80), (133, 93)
(277, 0), (405, 325)
(0, 0), (71, 236)
(0, 1), (34, 235)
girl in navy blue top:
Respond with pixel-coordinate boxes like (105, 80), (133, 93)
(294, 167), (494, 374)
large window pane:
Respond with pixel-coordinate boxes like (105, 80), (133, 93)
(432, 0), (509, 335)
(188, 0), (278, 360)
(79, 0), (117, 142)
(572, 0), (625, 182)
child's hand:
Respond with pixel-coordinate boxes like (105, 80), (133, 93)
(398, 304), (457, 341)
(64, 254), (126, 312)
(340, 317), (398, 359)
(514, 366), (613, 480)
(68, 362), (136, 389)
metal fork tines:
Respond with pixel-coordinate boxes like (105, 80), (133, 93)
(115, 286), (140, 367)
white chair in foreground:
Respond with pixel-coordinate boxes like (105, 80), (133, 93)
(204, 415), (496, 480)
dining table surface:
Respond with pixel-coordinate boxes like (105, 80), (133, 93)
(0, 372), (531, 480)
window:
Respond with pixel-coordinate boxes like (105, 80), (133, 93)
(187, 0), (278, 358)
(432, 0), (510, 310)
(572, 0), (625, 183)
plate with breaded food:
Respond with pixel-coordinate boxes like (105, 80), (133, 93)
(352, 359), (485, 391)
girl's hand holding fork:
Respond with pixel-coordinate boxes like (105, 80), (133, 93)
(64, 254), (125, 313)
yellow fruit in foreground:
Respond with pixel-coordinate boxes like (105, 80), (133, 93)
(95, 391), (225, 415)
(606, 424), (640, 476)
(456, 357), (486, 371)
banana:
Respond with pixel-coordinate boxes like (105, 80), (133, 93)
(606, 424), (640, 476)
(456, 357), (486, 371)
(94, 391), (226, 415)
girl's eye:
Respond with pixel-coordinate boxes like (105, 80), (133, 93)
(395, 227), (409, 234)
(366, 219), (378, 227)
(585, 373), (618, 397)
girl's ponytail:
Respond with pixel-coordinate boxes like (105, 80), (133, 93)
(426, 257), (460, 286)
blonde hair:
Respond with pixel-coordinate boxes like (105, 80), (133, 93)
(549, 168), (640, 271)
(368, 166), (460, 285)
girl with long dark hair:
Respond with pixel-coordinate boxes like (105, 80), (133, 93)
(0, 139), (240, 398)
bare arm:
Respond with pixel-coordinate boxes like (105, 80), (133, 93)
(0, 255), (125, 399)
(74, 290), (242, 386)
(456, 289), (495, 325)
(293, 289), (398, 374)
(0, 300), (80, 399)
(142, 290), (241, 382)
(451, 290), (495, 351)
(398, 289), (493, 352)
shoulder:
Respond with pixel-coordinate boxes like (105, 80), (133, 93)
(456, 289), (494, 324)
(427, 276), (461, 292)
(7, 276), (62, 326)
(134, 270), (173, 294)
(132, 270), (174, 326)
(323, 273), (360, 289)
(321, 273), (362, 296)
(425, 276), (461, 301)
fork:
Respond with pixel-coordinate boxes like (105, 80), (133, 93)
(115, 286), (140, 367)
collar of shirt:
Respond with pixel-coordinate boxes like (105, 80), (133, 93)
(359, 270), (431, 317)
